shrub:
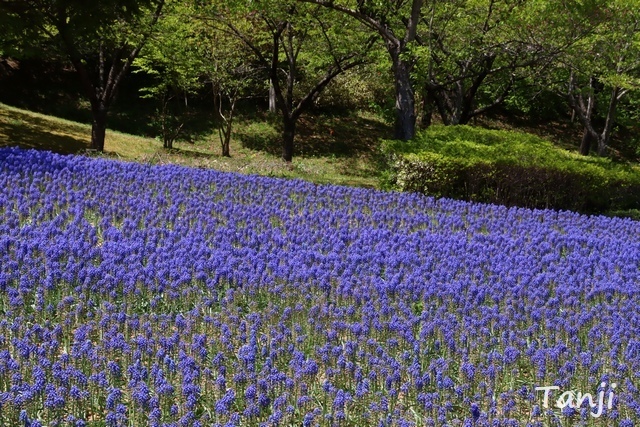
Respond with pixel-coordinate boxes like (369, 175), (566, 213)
(382, 125), (640, 213)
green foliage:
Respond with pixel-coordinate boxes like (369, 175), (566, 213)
(133, 1), (203, 100)
(0, 0), (163, 58)
(0, 7), (42, 57)
(315, 63), (392, 112)
(532, 0), (640, 154)
(132, 1), (203, 147)
(503, 81), (567, 121)
(382, 125), (640, 213)
(411, 0), (546, 125)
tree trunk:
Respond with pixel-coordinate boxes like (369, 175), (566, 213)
(269, 83), (277, 113)
(596, 137), (608, 157)
(568, 77), (622, 158)
(212, 82), (220, 120)
(597, 87), (622, 157)
(579, 128), (593, 155)
(282, 116), (296, 162)
(163, 124), (173, 149)
(221, 112), (233, 157)
(392, 57), (416, 140)
(161, 93), (172, 149)
(91, 106), (107, 151)
(420, 87), (433, 129)
(218, 92), (237, 158)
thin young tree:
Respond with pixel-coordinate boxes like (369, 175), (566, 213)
(134, 0), (203, 149)
(200, 0), (374, 162)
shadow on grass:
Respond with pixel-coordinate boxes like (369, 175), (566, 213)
(0, 108), (89, 154)
(236, 111), (393, 159)
(296, 114), (391, 158)
(605, 209), (640, 221)
(237, 134), (281, 157)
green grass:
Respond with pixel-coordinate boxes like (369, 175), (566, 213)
(0, 102), (389, 188)
(0, 102), (158, 157)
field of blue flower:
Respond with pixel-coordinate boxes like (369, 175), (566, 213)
(1, 147), (639, 427)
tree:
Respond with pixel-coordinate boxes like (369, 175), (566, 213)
(202, 1), (374, 161)
(198, 20), (260, 157)
(134, 0), (203, 149)
(0, 0), (165, 152)
(414, 0), (555, 126)
(524, 0), (640, 156)
(563, 0), (640, 156)
(298, 0), (424, 141)
(135, 1), (261, 155)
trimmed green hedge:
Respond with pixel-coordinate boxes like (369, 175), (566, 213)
(381, 125), (640, 214)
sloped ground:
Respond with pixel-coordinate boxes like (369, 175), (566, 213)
(0, 103), (389, 188)
(1, 148), (639, 425)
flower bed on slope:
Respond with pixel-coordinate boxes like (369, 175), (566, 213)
(1, 147), (640, 426)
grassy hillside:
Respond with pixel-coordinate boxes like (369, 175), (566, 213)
(0, 102), (387, 188)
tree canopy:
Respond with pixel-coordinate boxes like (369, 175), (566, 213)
(1, 0), (639, 159)
(0, 0), (166, 151)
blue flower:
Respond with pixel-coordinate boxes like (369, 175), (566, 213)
(471, 403), (480, 421)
